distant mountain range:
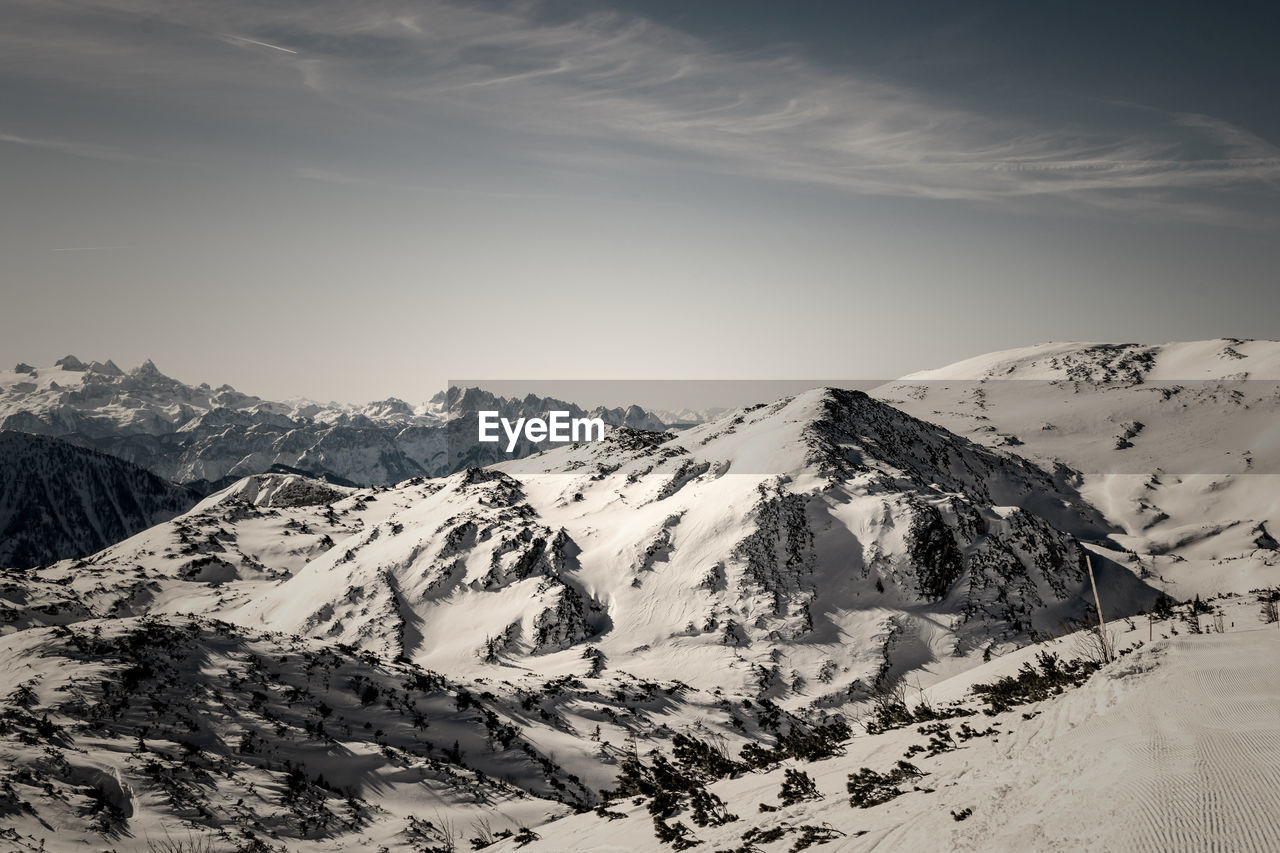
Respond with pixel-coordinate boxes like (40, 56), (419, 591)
(0, 357), (669, 486)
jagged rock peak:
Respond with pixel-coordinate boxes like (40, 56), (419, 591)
(88, 359), (124, 376)
(55, 354), (86, 371)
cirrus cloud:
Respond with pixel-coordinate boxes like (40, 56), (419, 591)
(1, 0), (1276, 224)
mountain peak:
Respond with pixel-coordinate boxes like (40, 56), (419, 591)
(54, 354), (86, 371)
(88, 359), (123, 376)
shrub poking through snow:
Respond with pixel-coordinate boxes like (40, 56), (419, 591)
(778, 768), (823, 806)
(918, 721), (956, 756)
(955, 721), (998, 741)
(739, 719), (852, 769)
(603, 749), (737, 848)
(512, 826), (540, 847)
(969, 651), (1100, 714)
(790, 824), (849, 851)
(652, 815), (700, 850)
(846, 761), (926, 808)
(863, 681), (973, 735)
(671, 732), (743, 779)
(736, 822), (852, 852)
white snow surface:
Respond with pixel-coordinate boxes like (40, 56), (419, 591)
(875, 339), (1280, 597)
(493, 597), (1280, 853)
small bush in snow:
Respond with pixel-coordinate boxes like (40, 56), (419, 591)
(778, 768), (822, 806)
(846, 761), (926, 809)
(969, 652), (1100, 715)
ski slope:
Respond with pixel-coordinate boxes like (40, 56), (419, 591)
(497, 602), (1280, 852)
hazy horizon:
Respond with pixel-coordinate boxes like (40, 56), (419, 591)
(8, 344), (1277, 417)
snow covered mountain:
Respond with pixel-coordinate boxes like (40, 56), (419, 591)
(0, 386), (1168, 849)
(0, 430), (197, 569)
(3, 342), (1275, 851)
(14, 388), (1141, 692)
(228, 388), (1136, 699)
(872, 339), (1280, 597)
(0, 358), (669, 487)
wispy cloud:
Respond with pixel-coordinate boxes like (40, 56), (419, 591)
(0, 130), (137, 162)
(2, 0), (1277, 223)
(293, 164), (573, 201)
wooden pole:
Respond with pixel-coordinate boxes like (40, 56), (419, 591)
(1085, 554), (1112, 663)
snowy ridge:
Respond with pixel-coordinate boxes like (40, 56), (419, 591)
(225, 389), (1139, 695)
(0, 383), (1162, 846)
(894, 339), (1280, 382)
(874, 339), (1280, 596)
(0, 386), (1163, 851)
(5, 388), (1156, 700)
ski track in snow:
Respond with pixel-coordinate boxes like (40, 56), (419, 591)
(940, 627), (1280, 853)
(1121, 637), (1280, 853)
(496, 622), (1280, 853)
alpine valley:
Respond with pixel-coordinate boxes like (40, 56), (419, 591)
(0, 341), (1277, 852)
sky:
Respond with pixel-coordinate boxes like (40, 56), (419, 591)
(2, 0), (1278, 404)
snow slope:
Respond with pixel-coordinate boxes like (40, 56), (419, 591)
(1, 472), (376, 631)
(874, 339), (1280, 596)
(0, 615), (583, 852)
(494, 597), (1280, 853)
(231, 388), (1144, 706)
(0, 388), (1163, 848)
(3, 389), (1156, 710)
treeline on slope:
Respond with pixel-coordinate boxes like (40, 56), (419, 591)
(0, 431), (199, 569)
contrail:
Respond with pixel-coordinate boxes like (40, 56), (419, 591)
(219, 33), (298, 55)
(51, 246), (131, 252)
